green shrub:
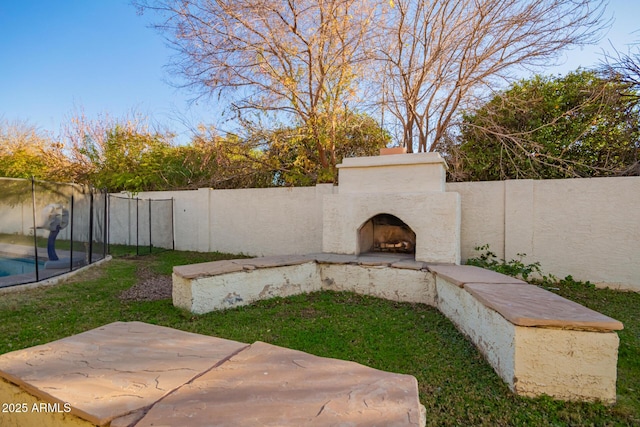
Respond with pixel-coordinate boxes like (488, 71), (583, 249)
(466, 244), (544, 281)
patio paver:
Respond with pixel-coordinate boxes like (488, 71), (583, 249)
(0, 322), (425, 426)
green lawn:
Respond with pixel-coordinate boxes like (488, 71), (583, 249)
(0, 251), (638, 426)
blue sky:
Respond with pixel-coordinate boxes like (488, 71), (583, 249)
(0, 0), (214, 143)
(0, 0), (638, 145)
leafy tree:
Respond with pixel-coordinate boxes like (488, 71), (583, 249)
(250, 112), (390, 186)
(451, 70), (640, 181)
(77, 125), (176, 192)
(179, 127), (274, 190)
(0, 119), (70, 181)
(64, 111), (178, 193)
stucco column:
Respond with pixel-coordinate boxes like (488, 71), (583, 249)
(198, 188), (212, 252)
(504, 180), (534, 261)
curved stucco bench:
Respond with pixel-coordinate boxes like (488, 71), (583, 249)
(173, 255), (623, 403)
(428, 264), (623, 403)
(173, 253), (436, 314)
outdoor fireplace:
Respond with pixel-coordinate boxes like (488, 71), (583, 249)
(358, 214), (416, 255)
(322, 152), (461, 264)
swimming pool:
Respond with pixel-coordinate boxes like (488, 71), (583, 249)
(0, 256), (45, 277)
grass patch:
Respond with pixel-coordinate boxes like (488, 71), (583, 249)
(0, 251), (638, 426)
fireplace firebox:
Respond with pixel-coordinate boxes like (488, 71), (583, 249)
(358, 214), (416, 255)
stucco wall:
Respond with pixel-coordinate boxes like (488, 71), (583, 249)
(529, 177), (640, 290)
(112, 176), (640, 291)
(108, 193), (175, 249)
(322, 192), (460, 263)
(208, 185), (333, 256)
(127, 185), (334, 256)
(448, 177), (640, 291)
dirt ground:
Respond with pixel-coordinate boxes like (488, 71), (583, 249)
(118, 263), (173, 302)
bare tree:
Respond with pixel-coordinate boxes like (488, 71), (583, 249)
(136, 0), (378, 171)
(137, 0), (608, 158)
(374, 0), (609, 152)
(601, 38), (640, 101)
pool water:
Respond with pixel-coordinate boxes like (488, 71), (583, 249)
(0, 257), (45, 277)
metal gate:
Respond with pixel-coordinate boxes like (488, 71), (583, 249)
(107, 195), (175, 255)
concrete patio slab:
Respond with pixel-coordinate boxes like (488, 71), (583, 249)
(465, 283), (624, 331)
(136, 341), (425, 427)
(0, 322), (248, 426)
(0, 322), (426, 426)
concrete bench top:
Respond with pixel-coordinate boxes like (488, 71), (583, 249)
(465, 283), (624, 331)
(0, 322), (425, 426)
(309, 252), (429, 270)
(173, 256), (622, 333)
(427, 264), (623, 332)
(427, 264), (527, 287)
(174, 253), (430, 279)
(173, 255), (318, 279)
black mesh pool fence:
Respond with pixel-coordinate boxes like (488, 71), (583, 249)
(107, 194), (175, 256)
(0, 177), (108, 288)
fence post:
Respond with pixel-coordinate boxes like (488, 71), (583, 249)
(148, 199), (152, 254)
(103, 191), (108, 259)
(69, 193), (75, 272)
(88, 190), (94, 265)
(136, 198), (139, 256)
(31, 177), (39, 282)
(171, 197), (175, 251)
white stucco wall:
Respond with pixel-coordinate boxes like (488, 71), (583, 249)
(513, 325), (619, 402)
(112, 175), (640, 291)
(0, 203), (33, 237)
(127, 185), (334, 256)
(320, 264), (437, 306)
(445, 181), (505, 261)
(448, 177), (640, 291)
(108, 192), (175, 249)
(529, 177), (640, 290)
(435, 276), (516, 383)
(175, 263), (321, 314)
(208, 184), (333, 256)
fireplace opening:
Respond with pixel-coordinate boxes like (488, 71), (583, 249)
(358, 214), (416, 255)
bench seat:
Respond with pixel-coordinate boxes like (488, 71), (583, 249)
(465, 282), (623, 331)
(172, 254), (623, 403)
